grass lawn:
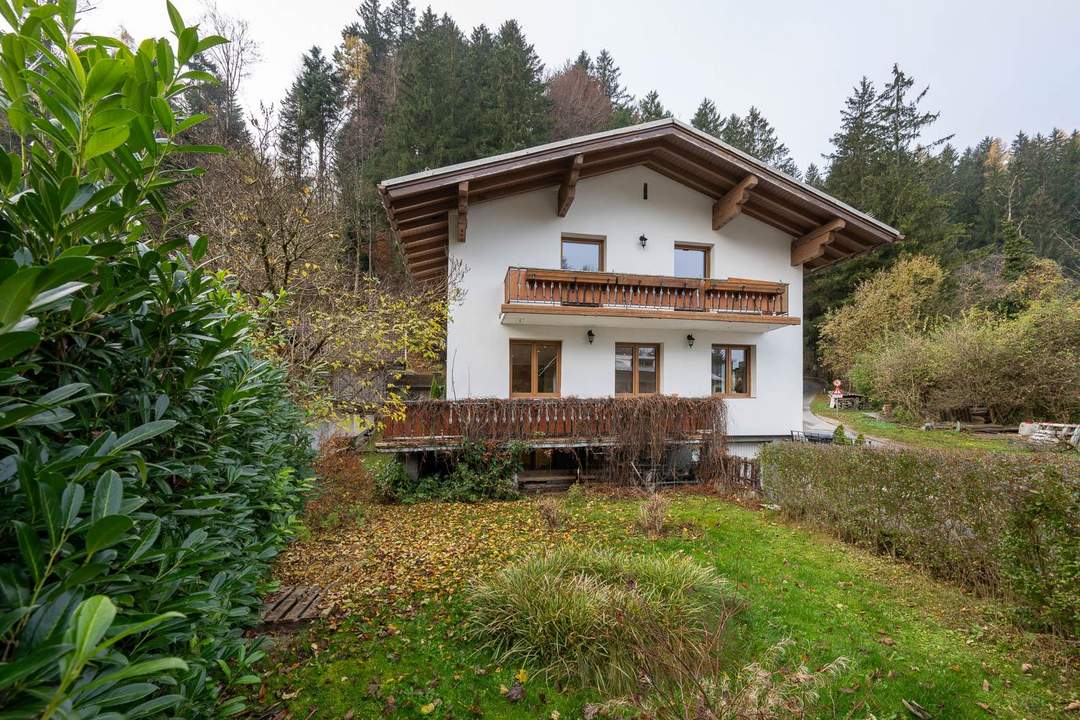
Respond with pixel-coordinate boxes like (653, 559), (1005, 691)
(259, 471), (1076, 719)
(809, 396), (1025, 453)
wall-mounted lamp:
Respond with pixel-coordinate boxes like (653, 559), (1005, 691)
(587, 329), (595, 345)
(686, 333), (695, 348)
(639, 234), (648, 248)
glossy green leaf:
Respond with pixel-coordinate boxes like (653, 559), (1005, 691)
(84, 515), (133, 555)
(90, 470), (122, 522)
(114, 419), (177, 451)
(83, 124), (129, 161)
(13, 520), (44, 584)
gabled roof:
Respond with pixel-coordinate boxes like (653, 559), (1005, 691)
(378, 118), (902, 282)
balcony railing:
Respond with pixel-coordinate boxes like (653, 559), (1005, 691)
(503, 267), (791, 319)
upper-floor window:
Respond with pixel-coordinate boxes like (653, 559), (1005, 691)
(674, 243), (710, 279)
(711, 344), (751, 397)
(561, 234), (604, 272)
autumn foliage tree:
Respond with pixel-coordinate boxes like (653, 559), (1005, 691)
(818, 255), (946, 377)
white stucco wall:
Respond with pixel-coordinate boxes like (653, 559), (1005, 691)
(445, 166), (803, 438)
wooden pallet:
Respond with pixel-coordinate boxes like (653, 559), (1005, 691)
(261, 585), (331, 626)
(517, 470), (576, 493)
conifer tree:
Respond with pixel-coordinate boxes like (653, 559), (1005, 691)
(296, 46), (343, 186)
(999, 217), (1037, 282)
(637, 90), (670, 121)
(380, 9), (469, 173)
(490, 20), (551, 151)
(824, 77), (881, 209)
(719, 107), (799, 176)
(690, 97), (722, 136)
(384, 0), (416, 50)
(593, 49), (634, 127)
(573, 50), (592, 73)
(278, 82), (307, 180)
(184, 53), (251, 147)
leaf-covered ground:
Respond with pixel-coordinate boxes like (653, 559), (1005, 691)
(260, 459), (1078, 719)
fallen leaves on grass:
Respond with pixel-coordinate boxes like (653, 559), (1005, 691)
(276, 500), (589, 612)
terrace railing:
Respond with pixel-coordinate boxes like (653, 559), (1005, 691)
(379, 397), (724, 449)
(503, 267), (789, 317)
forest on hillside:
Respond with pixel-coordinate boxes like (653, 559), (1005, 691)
(81, 0), (1080, 416)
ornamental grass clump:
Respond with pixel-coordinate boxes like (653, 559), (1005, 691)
(467, 547), (741, 693)
(635, 492), (670, 536)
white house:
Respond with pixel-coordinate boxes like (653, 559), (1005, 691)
(377, 119), (900, 461)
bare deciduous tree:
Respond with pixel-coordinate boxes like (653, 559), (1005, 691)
(546, 61), (612, 140)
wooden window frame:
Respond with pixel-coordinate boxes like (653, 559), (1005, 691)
(509, 339), (562, 398)
(560, 233), (606, 272)
(615, 342), (662, 396)
(674, 242), (712, 279)
(711, 344), (753, 398)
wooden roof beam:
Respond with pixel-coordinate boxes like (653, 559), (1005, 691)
(556, 154), (583, 217)
(410, 255), (449, 273)
(712, 175), (759, 230)
(791, 218), (846, 266)
(399, 217), (448, 236)
(456, 181), (468, 242)
(409, 244), (448, 263)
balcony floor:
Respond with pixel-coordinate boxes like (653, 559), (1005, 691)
(500, 304), (800, 332)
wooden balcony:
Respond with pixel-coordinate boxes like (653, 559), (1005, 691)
(501, 267), (799, 330)
(378, 397), (724, 451)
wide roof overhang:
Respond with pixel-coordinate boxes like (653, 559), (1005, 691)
(378, 118), (902, 282)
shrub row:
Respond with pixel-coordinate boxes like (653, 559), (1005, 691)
(760, 443), (1079, 636)
(0, 5), (311, 718)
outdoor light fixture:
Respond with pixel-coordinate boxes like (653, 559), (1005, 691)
(587, 329), (595, 344)
(639, 234), (648, 248)
(686, 333), (695, 348)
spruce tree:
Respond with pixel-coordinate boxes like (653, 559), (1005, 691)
(593, 49), (634, 127)
(384, 0), (416, 50)
(278, 82), (307, 180)
(719, 107), (799, 176)
(490, 20), (551, 151)
(464, 24), (499, 157)
(999, 217), (1036, 282)
(573, 50), (592, 73)
(184, 53), (250, 147)
(297, 46), (343, 187)
(637, 90), (670, 121)
(690, 98), (722, 136)
(824, 77), (882, 210)
(379, 9), (469, 173)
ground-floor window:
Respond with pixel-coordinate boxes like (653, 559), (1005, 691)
(510, 340), (561, 397)
(615, 342), (660, 395)
(711, 344), (752, 397)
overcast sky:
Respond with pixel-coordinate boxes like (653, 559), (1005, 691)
(80, 0), (1080, 171)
